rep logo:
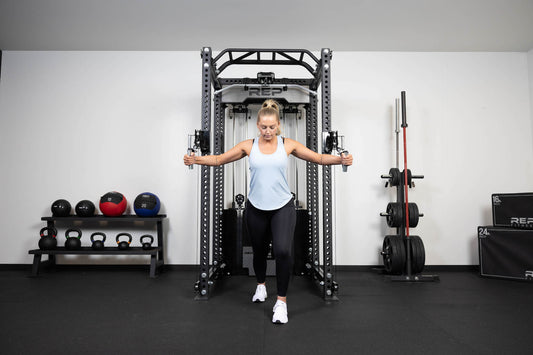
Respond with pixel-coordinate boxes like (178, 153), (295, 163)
(510, 217), (533, 228)
(248, 87), (283, 96)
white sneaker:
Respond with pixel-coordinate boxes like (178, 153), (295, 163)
(272, 300), (288, 324)
(252, 284), (267, 303)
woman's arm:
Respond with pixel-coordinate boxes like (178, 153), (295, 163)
(184, 140), (252, 167)
(285, 138), (353, 166)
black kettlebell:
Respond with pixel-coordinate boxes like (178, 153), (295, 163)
(116, 233), (132, 250)
(140, 235), (154, 250)
(38, 226), (58, 250)
(64, 228), (82, 250)
(90, 232), (106, 250)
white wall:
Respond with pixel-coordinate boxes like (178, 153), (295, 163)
(0, 51), (201, 265)
(529, 49), (533, 150)
(333, 52), (532, 265)
(0, 50), (531, 266)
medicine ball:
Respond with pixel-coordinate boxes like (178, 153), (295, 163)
(51, 199), (72, 217)
(75, 200), (96, 217)
(99, 191), (127, 217)
(134, 192), (161, 217)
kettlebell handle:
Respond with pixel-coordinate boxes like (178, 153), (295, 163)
(90, 232), (107, 243)
(40, 226), (58, 238)
(116, 232), (132, 244)
(65, 228), (82, 239)
(140, 235), (154, 245)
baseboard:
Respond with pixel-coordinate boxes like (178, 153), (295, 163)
(0, 264), (29, 271)
(335, 265), (478, 272)
(0, 264), (479, 272)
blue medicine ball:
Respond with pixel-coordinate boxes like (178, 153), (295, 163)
(133, 192), (161, 217)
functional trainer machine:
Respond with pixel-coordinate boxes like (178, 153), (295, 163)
(189, 47), (344, 300)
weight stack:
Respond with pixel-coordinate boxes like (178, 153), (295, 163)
(222, 208), (249, 275)
(293, 209), (310, 275)
(222, 208), (310, 276)
(478, 226), (533, 280)
(492, 193), (533, 229)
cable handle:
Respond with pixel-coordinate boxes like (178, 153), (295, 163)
(187, 148), (195, 170)
(341, 150), (349, 172)
(187, 133), (196, 170)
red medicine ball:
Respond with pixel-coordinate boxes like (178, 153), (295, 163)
(99, 191), (127, 217)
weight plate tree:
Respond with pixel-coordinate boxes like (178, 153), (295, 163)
(191, 48), (339, 300)
(379, 92), (438, 282)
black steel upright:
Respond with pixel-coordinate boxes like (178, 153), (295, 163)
(306, 97), (320, 274)
(194, 47), (339, 300)
(196, 48), (213, 300)
(212, 93), (225, 270)
(319, 49), (336, 300)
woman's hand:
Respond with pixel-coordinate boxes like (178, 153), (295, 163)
(183, 151), (195, 166)
(341, 152), (353, 166)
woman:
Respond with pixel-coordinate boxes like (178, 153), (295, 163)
(184, 99), (353, 324)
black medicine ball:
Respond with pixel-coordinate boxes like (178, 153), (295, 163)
(51, 199), (72, 217)
(75, 200), (96, 217)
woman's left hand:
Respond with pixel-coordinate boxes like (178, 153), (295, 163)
(341, 152), (353, 166)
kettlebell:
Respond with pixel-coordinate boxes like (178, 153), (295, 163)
(38, 226), (58, 250)
(116, 233), (132, 250)
(140, 234), (154, 250)
(90, 232), (106, 250)
(64, 228), (82, 250)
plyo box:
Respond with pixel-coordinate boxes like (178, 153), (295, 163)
(492, 193), (533, 229)
(478, 226), (533, 280)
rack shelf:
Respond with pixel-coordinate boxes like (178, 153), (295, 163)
(30, 215), (167, 278)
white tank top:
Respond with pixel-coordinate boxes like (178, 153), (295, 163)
(248, 136), (292, 210)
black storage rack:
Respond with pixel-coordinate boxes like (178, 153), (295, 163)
(29, 214), (166, 278)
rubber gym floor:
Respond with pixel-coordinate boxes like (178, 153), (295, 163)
(0, 266), (531, 355)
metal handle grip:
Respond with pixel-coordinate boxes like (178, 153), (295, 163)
(342, 150), (349, 172)
(187, 148), (194, 170)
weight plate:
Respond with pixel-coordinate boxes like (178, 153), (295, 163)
(382, 235), (406, 275)
(386, 203), (420, 228)
(408, 203), (419, 228)
(407, 235), (425, 274)
(389, 168), (401, 187)
(386, 203), (404, 228)
(385, 203), (394, 227)
(394, 204), (404, 227)
(402, 169), (412, 187)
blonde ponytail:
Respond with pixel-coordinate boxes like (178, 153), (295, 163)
(261, 99), (279, 112)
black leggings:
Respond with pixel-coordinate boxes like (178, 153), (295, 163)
(245, 199), (296, 297)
